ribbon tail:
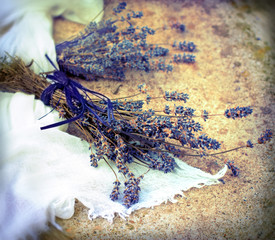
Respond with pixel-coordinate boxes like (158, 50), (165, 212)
(40, 110), (84, 130)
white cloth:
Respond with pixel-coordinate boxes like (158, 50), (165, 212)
(0, 92), (227, 239)
(0, 0), (104, 73)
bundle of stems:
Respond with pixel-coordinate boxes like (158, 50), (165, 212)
(0, 56), (50, 98)
(1, 55), (271, 208)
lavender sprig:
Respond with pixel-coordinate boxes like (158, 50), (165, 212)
(56, 2), (196, 81)
(224, 106), (253, 119)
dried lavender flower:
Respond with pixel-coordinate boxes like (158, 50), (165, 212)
(56, 2), (196, 81)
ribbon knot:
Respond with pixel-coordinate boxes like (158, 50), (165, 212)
(52, 71), (70, 86)
(40, 54), (115, 130)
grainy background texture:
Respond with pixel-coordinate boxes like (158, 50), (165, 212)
(42, 0), (274, 239)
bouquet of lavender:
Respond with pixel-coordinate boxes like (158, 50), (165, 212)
(55, 2), (195, 81)
(0, 54), (272, 209)
(0, 3), (272, 209)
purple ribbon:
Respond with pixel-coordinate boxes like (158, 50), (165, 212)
(40, 54), (114, 130)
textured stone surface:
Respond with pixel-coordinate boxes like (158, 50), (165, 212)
(44, 1), (274, 239)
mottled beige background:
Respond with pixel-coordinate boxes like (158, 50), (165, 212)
(43, 0), (274, 239)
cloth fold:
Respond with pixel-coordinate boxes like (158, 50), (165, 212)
(0, 0), (104, 74)
(0, 92), (227, 239)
